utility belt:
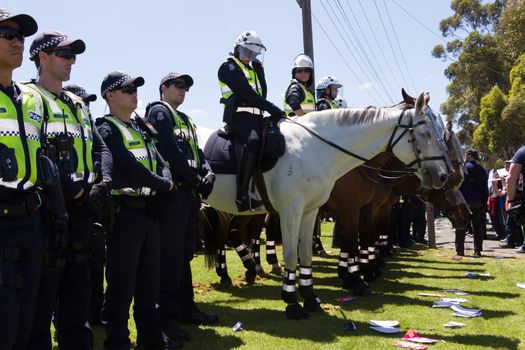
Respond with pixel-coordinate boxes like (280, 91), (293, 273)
(236, 107), (262, 115)
(0, 191), (42, 217)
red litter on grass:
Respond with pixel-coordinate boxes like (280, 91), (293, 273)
(393, 341), (429, 349)
(402, 329), (441, 344)
(336, 295), (355, 303)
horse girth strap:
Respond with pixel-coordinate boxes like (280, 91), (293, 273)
(253, 123), (277, 214)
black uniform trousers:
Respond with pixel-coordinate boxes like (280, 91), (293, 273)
(89, 229), (105, 325)
(0, 211), (43, 350)
(227, 112), (262, 155)
(27, 207), (93, 350)
(102, 205), (161, 350)
(455, 202), (484, 255)
(159, 187), (201, 329)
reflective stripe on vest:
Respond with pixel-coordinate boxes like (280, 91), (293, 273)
(317, 98), (339, 110)
(0, 84), (44, 190)
(25, 83), (95, 184)
(104, 116), (157, 197)
(154, 101), (200, 171)
(283, 80), (315, 116)
(219, 56), (262, 102)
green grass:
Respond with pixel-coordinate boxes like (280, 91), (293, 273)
(87, 222), (525, 349)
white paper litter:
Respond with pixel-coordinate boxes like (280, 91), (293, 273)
(452, 312), (479, 318)
(443, 321), (465, 328)
(451, 305), (482, 318)
(370, 326), (401, 334)
(442, 298), (468, 303)
(465, 272), (491, 278)
(369, 320), (400, 328)
(433, 300), (459, 308)
(517, 283), (525, 289)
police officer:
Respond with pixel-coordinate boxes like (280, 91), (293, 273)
(455, 149), (488, 257)
(146, 72), (217, 343)
(218, 30), (285, 212)
(97, 71), (178, 350)
(315, 76), (342, 111)
(25, 31), (113, 350)
(505, 144), (525, 253)
(64, 83), (106, 326)
(283, 54), (315, 116)
(0, 9), (66, 350)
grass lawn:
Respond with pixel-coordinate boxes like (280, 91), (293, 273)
(87, 222), (525, 350)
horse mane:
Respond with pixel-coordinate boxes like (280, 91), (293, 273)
(303, 102), (408, 128)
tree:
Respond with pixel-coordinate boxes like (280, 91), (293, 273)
(473, 85), (507, 158)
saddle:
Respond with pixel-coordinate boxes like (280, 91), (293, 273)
(203, 123), (285, 175)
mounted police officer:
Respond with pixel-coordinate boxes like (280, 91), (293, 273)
(455, 149), (488, 257)
(283, 54), (315, 117)
(25, 30), (112, 350)
(96, 71), (178, 350)
(146, 72), (218, 344)
(315, 76), (342, 111)
(218, 30), (285, 212)
(0, 8), (67, 350)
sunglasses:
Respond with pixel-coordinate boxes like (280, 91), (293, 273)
(120, 86), (137, 95)
(0, 27), (24, 44)
(168, 80), (190, 91)
(47, 49), (76, 60)
(295, 68), (310, 74)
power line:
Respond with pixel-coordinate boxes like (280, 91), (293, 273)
(312, 11), (379, 104)
(372, 0), (411, 91)
(333, 0), (395, 104)
(382, 0), (418, 93)
(318, 0), (387, 104)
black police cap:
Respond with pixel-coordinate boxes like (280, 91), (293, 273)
(101, 71), (144, 98)
(29, 30), (85, 61)
(0, 7), (37, 37)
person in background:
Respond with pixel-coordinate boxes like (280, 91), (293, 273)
(283, 54), (315, 116)
(315, 76), (342, 111)
(505, 145), (525, 253)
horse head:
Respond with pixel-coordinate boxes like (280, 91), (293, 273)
(444, 127), (466, 189)
(390, 92), (452, 189)
(422, 186), (471, 230)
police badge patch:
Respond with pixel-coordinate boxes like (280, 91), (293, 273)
(28, 111), (42, 123)
(228, 63), (235, 71)
(156, 111), (164, 121)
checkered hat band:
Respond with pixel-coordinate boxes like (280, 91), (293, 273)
(161, 74), (178, 85)
(30, 35), (68, 59)
(102, 76), (130, 96)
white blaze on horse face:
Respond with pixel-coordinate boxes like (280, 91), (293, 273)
(394, 93), (450, 189)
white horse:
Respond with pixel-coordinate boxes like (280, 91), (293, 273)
(200, 93), (451, 319)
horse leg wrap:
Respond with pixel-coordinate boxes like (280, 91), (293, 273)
(281, 268), (298, 304)
(215, 249), (228, 278)
(344, 272), (372, 297)
(251, 238), (261, 266)
(235, 244), (255, 269)
(347, 257), (360, 275)
(359, 249), (375, 282)
(298, 266), (314, 299)
(337, 251), (349, 279)
(266, 240), (278, 265)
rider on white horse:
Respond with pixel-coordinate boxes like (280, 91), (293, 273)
(217, 30), (285, 212)
(315, 76), (343, 111)
(283, 54), (315, 117)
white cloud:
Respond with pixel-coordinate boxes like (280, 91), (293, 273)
(186, 109), (208, 117)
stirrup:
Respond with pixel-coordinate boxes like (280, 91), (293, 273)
(236, 194), (264, 212)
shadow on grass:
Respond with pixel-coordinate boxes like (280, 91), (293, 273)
(420, 332), (522, 350)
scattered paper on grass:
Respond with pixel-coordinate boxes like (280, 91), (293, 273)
(451, 305), (482, 318)
(393, 341), (429, 349)
(465, 272), (491, 278)
(433, 300), (459, 308)
(442, 298), (468, 303)
(336, 295), (355, 303)
(232, 321), (243, 332)
(441, 289), (469, 296)
(369, 320), (400, 328)
(443, 321), (465, 328)
(371, 326), (401, 334)
(452, 312), (479, 318)
(417, 293), (443, 297)
(517, 283), (525, 289)
(402, 329), (441, 344)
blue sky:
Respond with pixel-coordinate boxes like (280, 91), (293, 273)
(5, 1), (454, 129)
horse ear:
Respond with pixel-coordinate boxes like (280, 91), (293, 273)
(401, 88), (416, 105)
(415, 92), (426, 114)
(446, 120), (453, 132)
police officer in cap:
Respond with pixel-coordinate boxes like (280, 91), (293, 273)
(97, 71), (179, 350)
(315, 76), (342, 111)
(146, 72), (217, 342)
(218, 30), (285, 212)
(284, 54), (315, 116)
(64, 83), (107, 326)
(0, 8), (67, 350)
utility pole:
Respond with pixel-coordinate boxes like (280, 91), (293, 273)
(297, 0), (315, 85)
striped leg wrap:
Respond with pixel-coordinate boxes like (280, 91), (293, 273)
(368, 246), (376, 261)
(235, 244), (254, 269)
(251, 238), (261, 265)
(338, 251), (349, 279)
(358, 249), (369, 264)
(298, 266), (314, 297)
(347, 257), (360, 274)
(266, 240), (277, 265)
(215, 248), (227, 277)
(281, 268), (297, 304)
(379, 235), (389, 246)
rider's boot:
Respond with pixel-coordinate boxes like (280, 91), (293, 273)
(236, 146), (264, 212)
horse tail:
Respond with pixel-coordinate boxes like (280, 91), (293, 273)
(200, 206), (232, 270)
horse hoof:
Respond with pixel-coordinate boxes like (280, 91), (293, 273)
(363, 271), (376, 283)
(245, 270), (256, 284)
(355, 282), (372, 297)
(271, 264), (283, 275)
(303, 295), (323, 313)
(219, 277), (233, 288)
(343, 276), (372, 297)
(285, 303), (309, 320)
(255, 265), (266, 277)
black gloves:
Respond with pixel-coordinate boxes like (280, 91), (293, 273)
(49, 214), (69, 257)
(271, 111), (285, 124)
(88, 181), (111, 212)
(197, 173), (215, 199)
